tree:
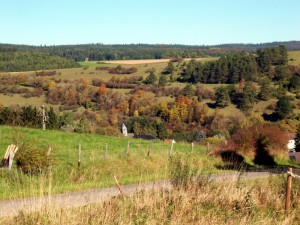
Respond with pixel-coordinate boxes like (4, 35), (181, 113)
(98, 84), (107, 96)
(47, 107), (59, 129)
(20, 106), (39, 128)
(253, 134), (276, 166)
(237, 82), (257, 112)
(295, 124), (300, 152)
(278, 45), (288, 65)
(275, 95), (292, 119)
(258, 78), (273, 100)
(162, 61), (175, 75)
(182, 84), (194, 98)
(288, 75), (300, 92)
(215, 87), (231, 108)
(144, 71), (157, 85)
(158, 74), (168, 87)
(274, 65), (291, 84)
(157, 121), (168, 139)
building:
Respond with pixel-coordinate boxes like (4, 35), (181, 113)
(121, 123), (128, 137)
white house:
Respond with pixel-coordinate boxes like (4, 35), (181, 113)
(287, 139), (296, 152)
(121, 123), (128, 137)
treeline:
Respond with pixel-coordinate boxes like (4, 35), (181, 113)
(0, 52), (80, 72)
(0, 41), (299, 63)
(178, 45), (288, 84)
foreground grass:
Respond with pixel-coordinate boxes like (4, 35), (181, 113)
(1, 173), (299, 224)
(0, 126), (218, 200)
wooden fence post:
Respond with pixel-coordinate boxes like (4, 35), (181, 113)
(104, 143), (108, 160)
(47, 146), (52, 156)
(126, 141), (129, 156)
(285, 167), (292, 215)
(78, 144), (81, 168)
(147, 144), (150, 157)
(191, 142), (194, 154)
(8, 149), (13, 170)
(169, 141), (174, 156)
(206, 141), (210, 152)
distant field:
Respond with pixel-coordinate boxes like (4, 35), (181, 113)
(104, 59), (172, 65)
(102, 57), (218, 65)
(0, 94), (45, 107)
(55, 61), (168, 81)
(80, 57), (218, 66)
(78, 62), (117, 67)
(288, 50), (300, 66)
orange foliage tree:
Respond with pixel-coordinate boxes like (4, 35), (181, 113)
(219, 124), (289, 159)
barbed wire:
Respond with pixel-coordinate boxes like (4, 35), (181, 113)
(287, 171), (300, 180)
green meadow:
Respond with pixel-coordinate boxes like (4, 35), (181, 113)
(0, 125), (216, 200)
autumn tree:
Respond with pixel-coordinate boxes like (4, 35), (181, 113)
(169, 96), (192, 123)
(156, 101), (170, 121)
(98, 84), (107, 96)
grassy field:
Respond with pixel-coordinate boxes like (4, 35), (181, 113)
(56, 61), (168, 81)
(0, 94), (46, 107)
(0, 125), (217, 200)
(288, 50), (300, 66)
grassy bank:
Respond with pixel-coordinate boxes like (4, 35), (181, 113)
(0, 126), (218, 200)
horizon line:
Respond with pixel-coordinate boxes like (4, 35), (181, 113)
(0, 40), (299, 47)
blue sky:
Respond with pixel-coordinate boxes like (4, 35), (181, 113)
(1, 0), (299, 45)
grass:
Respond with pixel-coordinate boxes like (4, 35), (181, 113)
(55, 61), (168, 81)
(0, 125), (218, 200)
(288, 50), (300, 66)
(2, 164), (300, 224)
(78, 62), (117, 67)
(0, 94), (47, 107)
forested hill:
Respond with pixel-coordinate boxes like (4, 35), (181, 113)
(0, 41), (299, 62)
(211, 41), (300, 51)
(0, 41), (299, 72)
(0, 52), (80, 72)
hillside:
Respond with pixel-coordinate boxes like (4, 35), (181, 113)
(0, 47), (299, 141)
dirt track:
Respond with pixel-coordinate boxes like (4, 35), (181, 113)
(0, 171), (278, 217)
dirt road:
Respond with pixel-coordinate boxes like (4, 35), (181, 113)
(0, 171), (278, 217)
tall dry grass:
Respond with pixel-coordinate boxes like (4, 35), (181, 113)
(1, 175), (298, 225)
(2, 155), (300, 225)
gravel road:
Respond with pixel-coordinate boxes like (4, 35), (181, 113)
(0, 171), (280, 217)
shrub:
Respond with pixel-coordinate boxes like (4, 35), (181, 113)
(14, 142), (54, 175)
(219, 124), (289, 161)
(169, 154), (211, 189)
(96, 66), (138, 74)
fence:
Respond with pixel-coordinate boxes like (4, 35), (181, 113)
(285, 168), (300, 215)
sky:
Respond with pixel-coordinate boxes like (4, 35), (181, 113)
(1, 0), (299, 46)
